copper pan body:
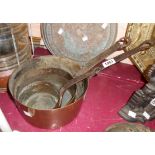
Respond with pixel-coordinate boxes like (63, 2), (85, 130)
(9, 56), (88, 129)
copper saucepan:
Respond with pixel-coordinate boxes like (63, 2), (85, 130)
(9, 56), (88, 129)
(8, 38), (155, 129)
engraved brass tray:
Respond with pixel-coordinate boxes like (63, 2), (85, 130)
(125, 23), (155, 80)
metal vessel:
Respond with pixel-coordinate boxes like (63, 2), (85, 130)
(9, 56), (88, 129)
(0, 23), (32, 92)
(105, 122), (152, 132)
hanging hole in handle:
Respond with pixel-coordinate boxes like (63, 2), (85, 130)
(116, 37), (131, 50)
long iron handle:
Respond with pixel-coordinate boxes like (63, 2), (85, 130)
(57, 39), (155, 108)
(74, 37), (130, 77)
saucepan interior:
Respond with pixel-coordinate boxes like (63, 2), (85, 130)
(9, 56), (81, 110)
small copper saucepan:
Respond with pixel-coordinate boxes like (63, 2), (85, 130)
(8, 38), (155, 129)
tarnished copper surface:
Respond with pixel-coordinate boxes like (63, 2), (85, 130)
(105, 122), (152, 132)
(9, 56), (88, 129)
(125, 23), (155, 80)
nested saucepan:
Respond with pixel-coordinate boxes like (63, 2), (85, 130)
(8, 37), (155, 129)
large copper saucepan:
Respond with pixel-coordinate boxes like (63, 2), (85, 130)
(9, 56), (88, 129)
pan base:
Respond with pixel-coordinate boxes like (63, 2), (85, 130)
(25, 92), (58, 109)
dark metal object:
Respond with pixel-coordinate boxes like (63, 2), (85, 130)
(105, 122), (152, 132)
(119, 63), (155, 122)
(0, 23), (32, 92)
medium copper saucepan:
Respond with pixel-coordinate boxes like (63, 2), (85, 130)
(8, 38), (155, 129)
